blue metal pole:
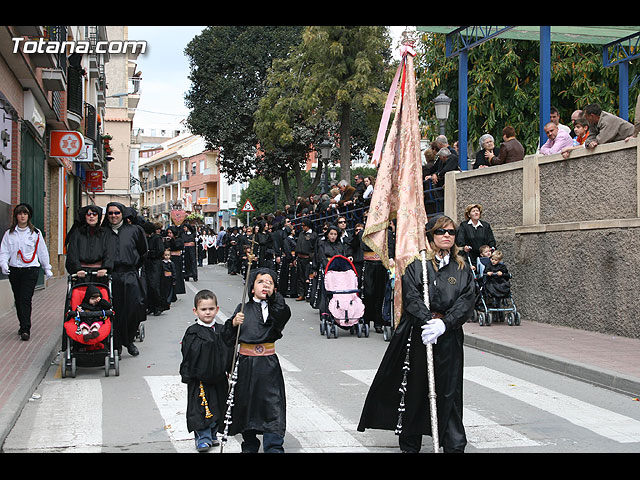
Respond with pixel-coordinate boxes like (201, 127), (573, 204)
(619, 61), (629, 120)
(458, 49), (468, 170)
(539, 26), (551, 148)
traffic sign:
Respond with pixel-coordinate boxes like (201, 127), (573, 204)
(241, 199), (255, 212)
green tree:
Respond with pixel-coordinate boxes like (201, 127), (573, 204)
(415, 33), (639, 157)
(184, 26), (303, 183)
(256, 26), (392, 183)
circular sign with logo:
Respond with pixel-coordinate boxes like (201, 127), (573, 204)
(49, 131), (84, 158)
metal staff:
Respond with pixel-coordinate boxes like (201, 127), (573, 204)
(220, 235), (257, 453)
(420, 249), (440, 453)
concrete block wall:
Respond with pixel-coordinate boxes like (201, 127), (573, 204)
(445, 138), (640, 339)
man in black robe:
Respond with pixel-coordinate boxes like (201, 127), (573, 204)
(181, 223), (198, 281)
(142, 222), (168, 316)
(294, 218), (317, 301)
(102, 202), (148, 357)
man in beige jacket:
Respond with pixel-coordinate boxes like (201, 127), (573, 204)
(584, 103), (634, 149)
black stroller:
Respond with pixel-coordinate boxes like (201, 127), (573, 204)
(61, 272), (119, 377)
(474, 265), (520, 327)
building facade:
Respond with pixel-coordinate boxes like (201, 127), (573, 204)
(0, 25), (112, 310)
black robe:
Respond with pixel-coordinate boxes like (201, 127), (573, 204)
(312, 239), (346, 314)
(161, 259), (177, 303)
(357, 256), (475, 451)
(103, 218), (148, 350)
(181, 228), (198, 281)
(455, 220), (497, 268)
(483, 261), (511, 299)
(65, 226), (114, 275)
(143, 232), (168, 313)
(220, 293), (291, 437)
(165, 236), (186, 295)
(278, 234), (297, 297)
(180, 322), (231, 433)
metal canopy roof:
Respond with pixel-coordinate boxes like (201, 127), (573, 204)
(412, 25), (640, 170)
(416, 26), (640, 45)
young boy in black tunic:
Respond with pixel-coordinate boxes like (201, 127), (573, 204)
(220, 267), (291, 453)
(180, 290), (234, 452)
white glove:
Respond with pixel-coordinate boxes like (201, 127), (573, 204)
(421, 318), (446, 345)
(44, 269), (53, 278)
(1, 265), (9, 276)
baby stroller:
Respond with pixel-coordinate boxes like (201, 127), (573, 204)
(319, 255), (367, 339)
(61, 272), (119, 377)
(475, 269), (520, 327)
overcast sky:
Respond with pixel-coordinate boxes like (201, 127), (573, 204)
(127, 26), (411, 130)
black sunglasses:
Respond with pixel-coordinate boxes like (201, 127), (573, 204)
(433, 228), (456, 236)
(107, 211), (121, 216)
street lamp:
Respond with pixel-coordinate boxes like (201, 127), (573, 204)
(433, 90), (452, 135)
(319, 139), (332, 194)
(273, 176), (280, 211)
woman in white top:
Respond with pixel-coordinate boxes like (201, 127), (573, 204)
(362, 176), (375, 206)
(0, 203), (53, 341)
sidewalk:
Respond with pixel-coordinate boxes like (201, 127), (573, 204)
(1, 275), (639, 450)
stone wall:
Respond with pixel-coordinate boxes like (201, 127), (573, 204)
(444, 138), (640, 339)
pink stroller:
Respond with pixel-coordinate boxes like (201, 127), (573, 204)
(320, 255), (367, 339)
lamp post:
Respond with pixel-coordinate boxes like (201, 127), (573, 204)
(273, 176), (280, 211)
(433, 90), (452, 136)
(319, 139), (332, 194)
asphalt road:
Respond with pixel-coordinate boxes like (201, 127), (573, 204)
(4, 262), (640, 453)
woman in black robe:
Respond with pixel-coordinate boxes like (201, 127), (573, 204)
(165, 226), (186, 295)
(312, 225), (346, 315)
(142, 222), (168, 316)
(455, 203), (496, 269)
(101, 202), (148, 357)
(357, 215), (475, 453)
(220, 268), (291, 452)
(65, 205), (113, 279)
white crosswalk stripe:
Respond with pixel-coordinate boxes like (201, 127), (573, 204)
(341, 368), (544, 449)
(464, 366), (640, 443)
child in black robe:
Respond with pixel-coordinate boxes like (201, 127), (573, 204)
(179, 289), (234, 452)
(220, 267), (291, 453)
(161, 249), (177, 304)
(76, 284), (112, 343)
(484, 250), (512, 301)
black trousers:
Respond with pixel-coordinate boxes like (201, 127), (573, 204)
(9, 267), (40, 335)
(296, 256), (311, 297)
(362, 260), (388, 329)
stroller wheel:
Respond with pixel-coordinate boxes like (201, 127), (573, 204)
(70, 357), (77, 378)
(477, 312), (485, 326)
(356, 323), (362, 338)
(105, 355), (110, 377)
(383, 325), (392, 341)
(514, 312), (521, 326)
(506, 312), (515, 326)
(320, 317), (326, 335)
(363, 323), (369, 338)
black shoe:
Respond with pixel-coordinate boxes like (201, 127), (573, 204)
(20, 332), (30, 341)
(126, 344), (139, 356)
(153, 310), (162, 316)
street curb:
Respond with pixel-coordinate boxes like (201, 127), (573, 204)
(464, 335), (640, 398)
(0, 333), (61, 451)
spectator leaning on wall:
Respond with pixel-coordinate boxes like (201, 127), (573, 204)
(583, 103), (634, 149)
